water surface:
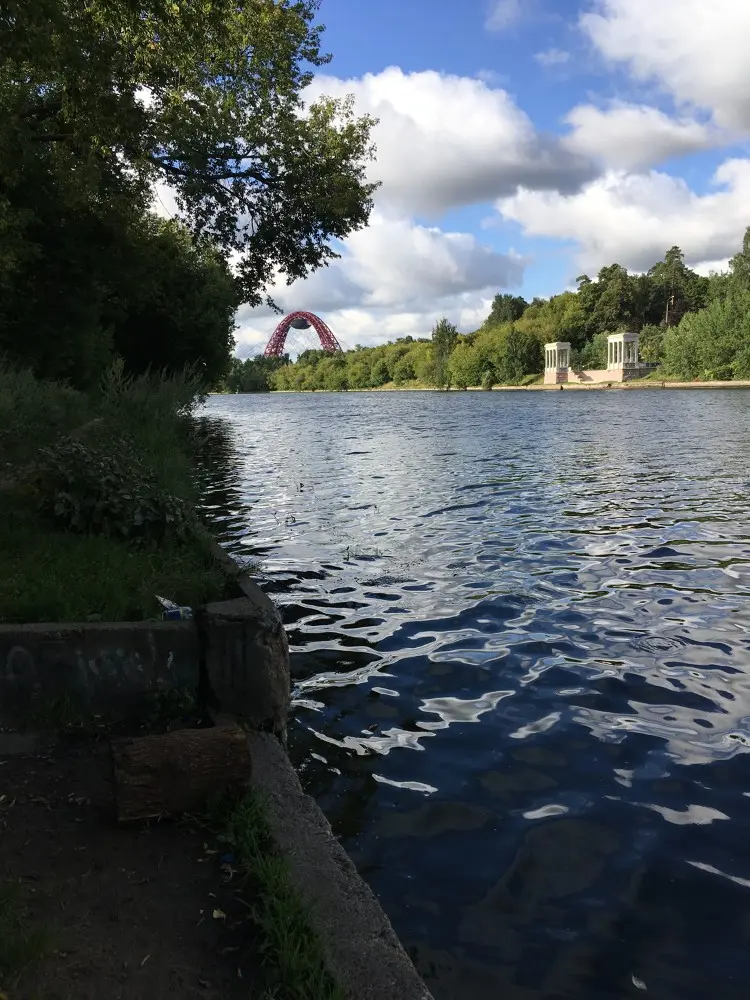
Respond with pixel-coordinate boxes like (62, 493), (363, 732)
(197, 389), (750, 1000)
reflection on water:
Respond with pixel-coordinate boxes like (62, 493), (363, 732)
(198, 390), (750, 1000)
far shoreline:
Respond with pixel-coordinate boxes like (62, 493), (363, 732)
(210, 379), (750, 396)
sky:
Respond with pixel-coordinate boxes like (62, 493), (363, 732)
(225, 0), (750, 355)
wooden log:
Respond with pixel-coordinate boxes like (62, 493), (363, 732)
(111, 723), (252, 823)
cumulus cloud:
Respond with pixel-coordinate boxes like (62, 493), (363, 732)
(494, 157), (750, 273)
(306, 67), (597, 216)
(563, 102), (721, 170)
(485, 0), (522, 32)
(581, 0), (750, 130)
(232, 212), (526, 354)
(535, 48), (571, 67)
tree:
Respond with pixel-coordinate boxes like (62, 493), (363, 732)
(487, 293), (527, 326)
(347, 360), (371, 389)
(447, 341), (483, 389)
(392, 356), (416, 384)
(369, 358), (390, 386)
(662, 294), (748, 380)
(431, 317), (458, 387)
(638, 324), (665, 365)
(113, 218), (239, 385)
(514, 291), (587, 348)
(0, 205), (239, 387)
(252, 228), (750, 391)
(1, 0), (379, 309)
(648, 246), (707, 327)
(590, 264), (636, 332)
(495, 327), (541, 385)
(572, 332), (608, 371)
(225, 354), (289, 392)
(729, 227), (750, 292)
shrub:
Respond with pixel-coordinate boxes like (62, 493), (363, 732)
(92, 359), (206, 499)
(30, 436), (190, 543)
(0, 360), (91, 468)
(481, 367), (495, 390)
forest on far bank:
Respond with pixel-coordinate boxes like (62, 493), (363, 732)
(226, 233), (750, 392)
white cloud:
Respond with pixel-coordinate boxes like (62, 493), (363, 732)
(494, 157), (750, 273)
(485, 0), (521, 32)
(693, 258), (731, 278)
(475, 69), (510, 87)
(563, 102), (721, 170)
(306, 67), (596, 216)
(232, 212), (525, 354)
(535, 48), (571, 67)
(581, 0), (750, 130)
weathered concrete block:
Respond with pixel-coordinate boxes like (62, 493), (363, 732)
(199, 588), (290, 743)
(0, 620), (199, 719)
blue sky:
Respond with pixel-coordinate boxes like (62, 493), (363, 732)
(227, 0), (750, 354)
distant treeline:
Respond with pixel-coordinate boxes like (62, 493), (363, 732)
(224, 231), (750, 392)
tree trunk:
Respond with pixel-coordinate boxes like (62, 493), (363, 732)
(111, 722), (252, 823)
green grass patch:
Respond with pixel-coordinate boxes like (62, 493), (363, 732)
(0, 362), (230, 624)
(0, 880), (51, 987)
(207, 790), (345, 1000)
(0, 486), (227, 623)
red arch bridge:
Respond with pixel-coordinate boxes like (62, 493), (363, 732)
(263, 311), (343, 357)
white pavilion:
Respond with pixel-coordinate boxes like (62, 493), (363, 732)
(544, 331), (647, 385)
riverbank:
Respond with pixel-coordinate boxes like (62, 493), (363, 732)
(267, 377), (750, 394)
(0, 362), (433, 1000)
(0, 363), (230, 624)
(0, 723), (432, 1000)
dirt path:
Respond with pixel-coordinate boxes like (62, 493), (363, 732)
(0, 733), (260, 999)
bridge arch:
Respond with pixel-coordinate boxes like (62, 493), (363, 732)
(263, 311), (343, 357)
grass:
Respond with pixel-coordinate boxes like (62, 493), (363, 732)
(206, 790), (345, 1000)
(0, 360), (229, 623)
(0, 361), (91, 471)
(0, 485), (227, 623)
(0, 881), (50, 989)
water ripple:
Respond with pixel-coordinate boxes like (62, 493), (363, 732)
(198, 389), (750, 1000)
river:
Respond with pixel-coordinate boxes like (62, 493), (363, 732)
(197, 388), (750, 1000)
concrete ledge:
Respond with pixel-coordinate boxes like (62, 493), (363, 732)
(248, 731), (434, 1000)
(199, 597), (290, 743)
(0, 619), (198, 717)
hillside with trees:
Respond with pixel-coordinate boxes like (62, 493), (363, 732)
(236, 235), (750, 391)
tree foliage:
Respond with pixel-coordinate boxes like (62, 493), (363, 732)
(264, 228), (750, 391)
(225, 354), (289, 392)
(0, 0), (378, 386)
(1, 0), (378, 303)
(487, 293), (527, 326)
(431, 317), (459, 387)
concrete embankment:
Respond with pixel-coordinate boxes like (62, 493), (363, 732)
(0, 528), (434, 1000)
(250, 730), (433, 1000)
